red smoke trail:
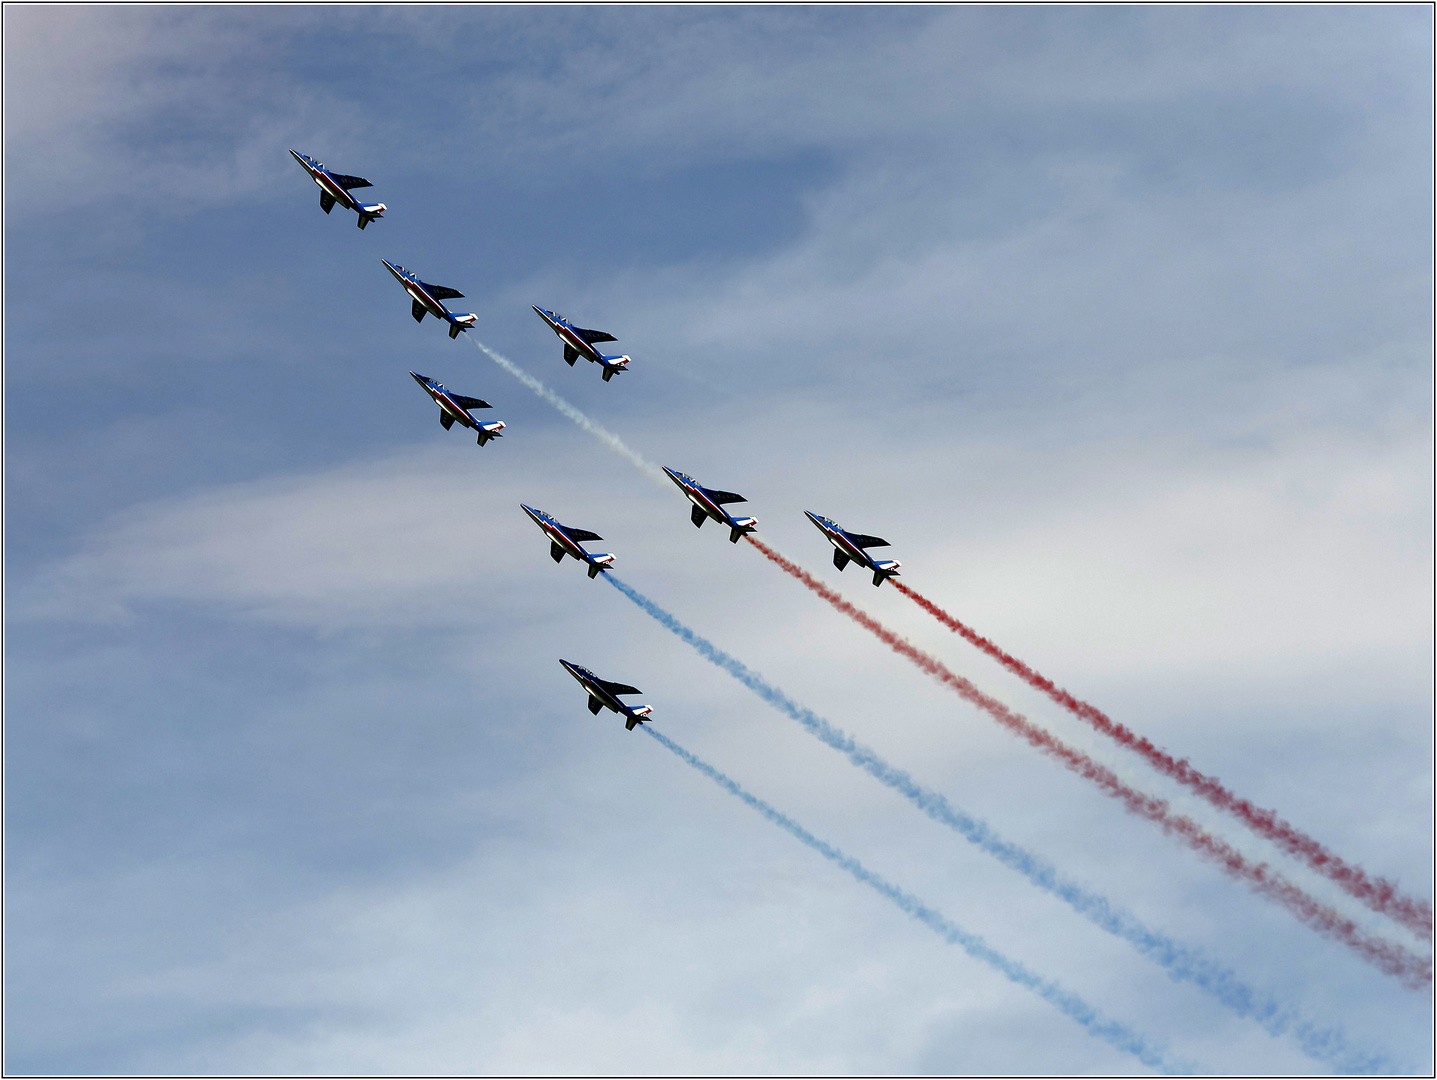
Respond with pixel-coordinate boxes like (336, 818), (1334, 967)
(745, 536), (1432, 988)
(888, 579), (1434, 942)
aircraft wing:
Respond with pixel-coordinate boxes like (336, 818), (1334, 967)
(847, 532), (890, 549)
(421, 282), (466, 300)
(450, 394), (492, 410)
(562, 527), (604, 543)
(575, 327), (617, 345)
(331, 173), (373, 190)
(599, 680), (642, 696)
(703, 487), (747, 505)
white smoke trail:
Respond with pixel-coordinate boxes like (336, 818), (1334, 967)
(473, 338), (669, 488)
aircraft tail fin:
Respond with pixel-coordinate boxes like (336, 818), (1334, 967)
(586, 554), (615, 579)
(871, 559), (901, 586)
(729, 517), (758, 544)
(448, 314), (478, 339)
(599, 354), (631, 382)
(356, 202), (385, 229)
(624, 704), (653, 730)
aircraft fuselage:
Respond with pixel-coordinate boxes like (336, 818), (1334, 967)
(522, 504), (614, 576)
(291, 151), (360, 213)
(536, 308), (604, 365)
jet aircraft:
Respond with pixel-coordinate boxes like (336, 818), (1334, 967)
(410, 372), (505, 446)
(289, 150), (386, 229)
(521, 504), (615, 578)
(559, 660), (652, 729)
(805, 510), (901, 586)
(532, 306), (632, 382)
(662, 467), (757, 543)
(383, 260), (478, 339)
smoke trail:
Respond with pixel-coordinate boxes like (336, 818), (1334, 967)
(641, 725), (1190, 1075)
(891, 580), (1433, 943)
(472, 338), (670, 488)
(605, 575), (1392, 1071)
(743, 536), (1432, 989)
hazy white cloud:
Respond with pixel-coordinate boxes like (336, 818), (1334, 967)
(6, 6), (1430, 1074)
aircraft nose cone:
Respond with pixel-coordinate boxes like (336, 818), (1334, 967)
(409, 371), (428, 384)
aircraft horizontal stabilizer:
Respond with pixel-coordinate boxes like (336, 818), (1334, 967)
(625, 716), (642, 730)
(588, 563), (602, 579)
(449, 323), (462, 339)
(588, 696), (604, 715)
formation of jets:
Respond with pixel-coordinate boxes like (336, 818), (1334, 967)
(292, 151), (905, 730)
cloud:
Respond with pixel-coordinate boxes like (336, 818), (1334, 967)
(6, 7), (1431, 1073)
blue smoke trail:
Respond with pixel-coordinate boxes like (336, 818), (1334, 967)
(642, 725), (1189, 1074)
(607, 574), (1392, 1074)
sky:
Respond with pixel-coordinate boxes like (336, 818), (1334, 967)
(3, 6), (1432, 1074)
